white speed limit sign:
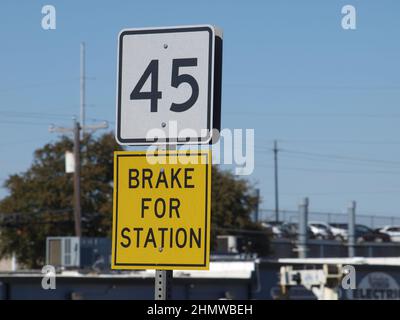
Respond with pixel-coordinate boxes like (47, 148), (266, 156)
(115, 25), (222, 145)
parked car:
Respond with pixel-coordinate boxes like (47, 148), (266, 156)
(355, 224), (391, 243)
(328, 223), (390, 243)
(280, 222), (315, 240)
(328, 223), (348, 241)
(308, 221), (334, 240)
(377, 226), (400, 242)
(261, 221), (284, 238)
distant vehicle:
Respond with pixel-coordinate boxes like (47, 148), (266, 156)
(308, 221), (334, 240)
(280, 222), (315, 240)
(377, 226), (400, 242)
(279, 222), (297, 239)
(355, 224), (390, 243)
(328, 223), (348, 241)
(328, 223), (391, 243)
(261, 221), (284, 238)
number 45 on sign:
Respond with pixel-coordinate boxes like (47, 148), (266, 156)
(116, 25), (222, 145)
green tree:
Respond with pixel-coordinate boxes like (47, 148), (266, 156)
(0, 133), (123, 268)
(211, 167), (268, 255)
(0, 134), (264, 268)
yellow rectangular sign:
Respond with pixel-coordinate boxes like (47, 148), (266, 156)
(111, 150), (211, 270)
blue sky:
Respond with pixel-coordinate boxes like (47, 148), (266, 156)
(1, 0), (400, 218)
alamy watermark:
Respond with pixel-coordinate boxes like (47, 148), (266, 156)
(41, 265), (56, 290)
(342, 265), (356, 290)
(341, 5), (357, 30)
(144, 122), (255, 176)
(41, 5), (56, 30)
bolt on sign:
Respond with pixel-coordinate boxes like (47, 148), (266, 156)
(112, 150), (211, 270)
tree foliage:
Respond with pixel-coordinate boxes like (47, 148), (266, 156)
(0, 133), (122, 268)
(0, 133), (263, 268)
(211, 167), (268, 255)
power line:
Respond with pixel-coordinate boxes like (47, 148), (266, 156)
(0, 120), (54, 126)
(257, 164), (400, 175)
(226, 112), (400, 119)
(262, 190), (400, 196)
(286, 191), (400, 196)
(0, 111), (73, 120)
(0, 138), (48, 147)
(256, 138), (400, 145)
(260, 208), (400, 219)
(0, 79), (76, 94)
(278, 153), (400, 170)
(0, 113), (114, 128)
(259, 147), (400, 169)
(281, 149), (400, 166)
(225, 83), (400, 90)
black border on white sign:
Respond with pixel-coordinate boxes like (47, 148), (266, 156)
(116, 25), (222, 145)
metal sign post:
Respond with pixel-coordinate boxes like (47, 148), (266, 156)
(154, 144), (175, 301)
(155, 270), (173, 300)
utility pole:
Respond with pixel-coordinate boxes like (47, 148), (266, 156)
(273, 140), (280, 222)
(80, 42), (86, 139)
(49, 119), (108, 237)
(48, 42), (107, 237)
(73, 119), (81, 237)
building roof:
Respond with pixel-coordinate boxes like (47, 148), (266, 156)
(0, 261), (255, 279)
(278, 257), (400, 266)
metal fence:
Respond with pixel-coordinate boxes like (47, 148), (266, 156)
(269, 238), (400, 259)
(259, 209), (400, 229)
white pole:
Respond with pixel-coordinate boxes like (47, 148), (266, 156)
(80, 42), (86, 139)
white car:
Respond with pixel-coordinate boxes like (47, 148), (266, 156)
(308, 221), (334, 240)
(328, 223), (348, 241)
(378, 226), (400, 242)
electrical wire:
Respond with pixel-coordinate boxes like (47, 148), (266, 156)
(281, 149), (400, 166)
(256, 138), (400, 145)
(226, 111), (400, 119)
(0, 110), (74, 120)
(0, 120), (52, 126)
(256, 164), (400, 175)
